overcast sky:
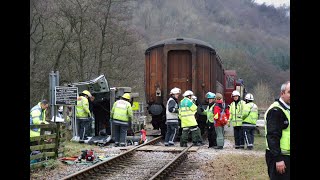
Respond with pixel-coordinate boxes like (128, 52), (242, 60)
(254, 0), (290, 7)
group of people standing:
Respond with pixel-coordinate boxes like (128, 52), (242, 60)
(229, 90), (259, 150)
(164, 87), (260, 150)
(30, 81), (290, 179)
(74, 90), (134, 148)
(164, 88), (203, 147)
(29, 89), (133, 147)
(204, 92), (230, 149)
(75, 89), (133, 147)
(163, 80), (290, 180)
(29, 90), (95, 139)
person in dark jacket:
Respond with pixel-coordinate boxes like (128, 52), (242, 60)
(201, 92), (217, 148)
(265, 81), (290, 180)
(164, 87), (181, 146)
(191, 95), (205, 145)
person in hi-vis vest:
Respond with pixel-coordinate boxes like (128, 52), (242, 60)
(30, 99), (49, 137)
(110, 93), (133, 147)
(164, 87), (181, 146)
(241, 93), (258, 150)
(76, 90), (93, 140)
(178, 90), (202, 147)
(229, 90), (246, 149)
(265, 81), (290, 180)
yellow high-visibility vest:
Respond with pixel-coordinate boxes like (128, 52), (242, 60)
(265, 101), (290, 155)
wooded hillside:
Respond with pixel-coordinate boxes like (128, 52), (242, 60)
(30, 0), (289, 107)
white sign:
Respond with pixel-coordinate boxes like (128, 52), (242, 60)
(55, 86), (78, 105)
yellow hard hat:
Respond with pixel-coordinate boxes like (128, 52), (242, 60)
(82, 90), (92, 97)
(122, 93), (131, 100)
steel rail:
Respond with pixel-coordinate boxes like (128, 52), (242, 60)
(149, 145), (192, 180)
(61, 136), (163, 180)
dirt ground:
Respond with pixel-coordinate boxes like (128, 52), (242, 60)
(31, 137), (268, 180)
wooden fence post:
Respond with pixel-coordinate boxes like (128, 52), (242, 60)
(55, 123), (61, 158)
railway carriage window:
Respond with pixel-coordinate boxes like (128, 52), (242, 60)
(226, 75), (234, 89)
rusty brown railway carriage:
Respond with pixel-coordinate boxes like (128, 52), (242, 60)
(144, 37), (243, 136)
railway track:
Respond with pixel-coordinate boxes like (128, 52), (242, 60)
(61, 136), (193, 180)
(166, 159), (201, 180)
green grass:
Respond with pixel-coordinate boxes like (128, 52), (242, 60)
(63, 141), (95, 157)
(206, 135), (268, 180)
(225, 134), (266, 151)
(31, 141), (94, 172)
(205, 154), (268, 180)
(32, 134), (268, 179)
(254, 135), (266, 151)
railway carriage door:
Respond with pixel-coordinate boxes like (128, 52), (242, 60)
(168, 50), (192, 100)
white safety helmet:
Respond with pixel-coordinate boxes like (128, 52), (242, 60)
(245, 93), (254, 101)
(231, 90), (240, 97)
(170, 87), (181, 95)
(183, 90), (194, 97)
(191, 95), (197, 101)
(58, 106), (63, 112)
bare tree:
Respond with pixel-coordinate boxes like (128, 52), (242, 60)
(253, 81), (274, 109)
(50, 4), (75, 72)
(92, 0), (113, 75)
(30, 0), (48, 80)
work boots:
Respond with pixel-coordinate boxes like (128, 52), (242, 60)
(214, 146), (223, 149)
(192, 142), (202, 146)
(180, 143), (187, 147)
(247, 146), (253, 150)
(198, 141), (205, 145)
(192, 141), (205, 146)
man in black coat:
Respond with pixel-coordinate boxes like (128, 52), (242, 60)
(265, 81), (290, 180)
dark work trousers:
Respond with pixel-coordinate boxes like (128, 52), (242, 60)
(196, 114), (207, 136)
(180, 126), (200, 147)
(266, 150), (290, 180)
(77, 118), (91, 140)
(242, 125), (255, 148)
(113, 120), (129, 146)
(164, 122), (179, 145)
(207, 122), (217, 147)
(233, 126), (244, 148)
(191, 126), (202, 143)
(196, 127), (203, 143)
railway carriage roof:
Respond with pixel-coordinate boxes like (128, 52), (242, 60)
(146, 37), (215, 52)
